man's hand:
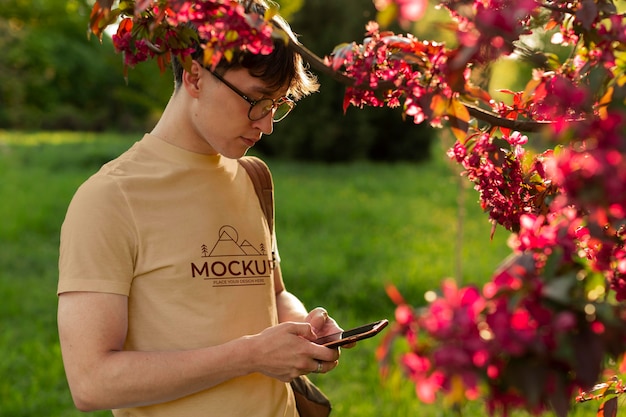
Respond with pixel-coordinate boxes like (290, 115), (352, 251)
(248, 322), (340, 382)
(305, 308), (356, 349)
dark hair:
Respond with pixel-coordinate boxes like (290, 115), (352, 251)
(172, 1), (318, 100)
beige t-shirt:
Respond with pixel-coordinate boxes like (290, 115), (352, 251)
(58, 134), (296, 417)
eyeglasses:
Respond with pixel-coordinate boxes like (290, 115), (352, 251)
(209, 70), (295, 122)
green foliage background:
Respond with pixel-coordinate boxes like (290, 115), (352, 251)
(0, 0), (172, 131)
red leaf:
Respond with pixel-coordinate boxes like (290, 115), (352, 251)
(447, 98), (470, 142)
(156, 52), (172, 73)
(463, 83), (492, 105)
(598, 397), (618, 417)
(89, 2), (121, 40)
(117, 17), (133, 35)
(385, 283), (406, 306)
(89, 3), (107, 39)
(342, 91), (352, 114)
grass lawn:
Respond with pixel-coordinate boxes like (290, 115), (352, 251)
(1, 130), (593, 417)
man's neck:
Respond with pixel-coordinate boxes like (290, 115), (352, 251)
(150, 95), (218, 155)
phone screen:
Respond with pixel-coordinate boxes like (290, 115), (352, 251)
(313, 319), (388, 348)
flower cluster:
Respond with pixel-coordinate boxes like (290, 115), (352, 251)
(447, 130), (555, 234)
(547, 113), (626, 301)
(382, 104), (626, 415)
(334, 0), (624, 135)
(346, 1), (626, 414)
(444, 0), (537, 67)
(329, 22), (453, 126)
(170, 0), (274, 67)
(92, 0), (276, 71)
(381, 254), (626, 417)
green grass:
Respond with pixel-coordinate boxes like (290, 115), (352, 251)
(0, 130), (592, 417)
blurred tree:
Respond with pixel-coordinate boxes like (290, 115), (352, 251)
(0, 0), (171, 131)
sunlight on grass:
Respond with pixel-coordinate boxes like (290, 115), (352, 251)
(0, 130), (137, 146)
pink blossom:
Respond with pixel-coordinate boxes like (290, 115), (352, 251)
(417, 371), (445, 403)
(395, 304), (415, 326)
(397, 0), (427, 21)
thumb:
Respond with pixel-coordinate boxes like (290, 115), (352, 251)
(306, 307), (328, 333)
(290, 322), (317, 341)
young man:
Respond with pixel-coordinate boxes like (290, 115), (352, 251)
(57, 3), (345, 416)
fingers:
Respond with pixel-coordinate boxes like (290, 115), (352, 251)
(289, 321), (318, 340)
(254, 316), (346, 381)
(305, 307), (329, 333)
(282, 322), (340, 374)
(309, 359), (338, 375)
(305, 308), (344, 346)
(315, 360), (323, 374)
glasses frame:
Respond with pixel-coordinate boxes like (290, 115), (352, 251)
(209, 70), (295, 122)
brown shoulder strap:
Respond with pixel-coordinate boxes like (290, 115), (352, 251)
(238, 156), (274, 235)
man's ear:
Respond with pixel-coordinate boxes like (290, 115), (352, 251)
(182, 61), (203, 98)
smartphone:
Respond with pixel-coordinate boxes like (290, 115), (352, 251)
(313, 319), (389, 348)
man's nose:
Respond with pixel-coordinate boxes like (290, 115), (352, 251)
(253, 112), (274, 136)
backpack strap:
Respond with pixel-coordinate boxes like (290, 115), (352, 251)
(238, 156), (275, 237)
(239, 157), (330, 416)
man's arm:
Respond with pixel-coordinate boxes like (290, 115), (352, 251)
(58, 291), (339, 412)
(273, 264), (308, 323)
(273, 264), (343, 340)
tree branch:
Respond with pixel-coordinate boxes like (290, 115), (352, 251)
(287, 38), (554, 134)
(287, 40), (356, 86)
(464, 103), (553, 132)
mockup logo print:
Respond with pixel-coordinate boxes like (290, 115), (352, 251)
(190, 225), (272, 287)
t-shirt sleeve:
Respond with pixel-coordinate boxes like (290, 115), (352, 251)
(58, 174), (137, 296)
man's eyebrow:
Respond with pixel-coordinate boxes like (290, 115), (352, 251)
(249, 83), (286, 98)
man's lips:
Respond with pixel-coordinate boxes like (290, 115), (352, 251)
(241, 137), (258, 147)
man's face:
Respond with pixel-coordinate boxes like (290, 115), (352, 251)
(188, 65), (291, 159)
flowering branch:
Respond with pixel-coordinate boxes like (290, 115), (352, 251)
(281, 38), (356, 86)
(286, 36), (555, 132)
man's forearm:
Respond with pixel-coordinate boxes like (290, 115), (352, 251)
(276, 289), (308, 323)
(64, 336), (256, 412)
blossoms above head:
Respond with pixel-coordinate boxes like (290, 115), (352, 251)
(92, 0), (279, 71)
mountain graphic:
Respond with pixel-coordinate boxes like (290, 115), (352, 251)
(208, 226), (261, 256)
(240, 240), (261, 255)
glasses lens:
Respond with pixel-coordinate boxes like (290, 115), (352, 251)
(249, 98), (294, 122)
(272, 101), (294, 122)
(248, 99), (273, 121)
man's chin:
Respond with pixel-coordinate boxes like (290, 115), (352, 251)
(223, 148), (251, 160)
